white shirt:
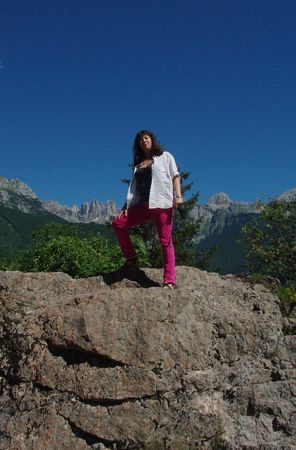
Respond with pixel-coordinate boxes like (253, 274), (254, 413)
(126, 151), (180, 209)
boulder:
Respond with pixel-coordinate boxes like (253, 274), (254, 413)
(0, 267), (295, 449)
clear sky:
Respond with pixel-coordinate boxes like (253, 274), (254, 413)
(1, 0), (295, 207)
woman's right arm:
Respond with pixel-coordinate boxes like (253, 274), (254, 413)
(113, 201), (128, 219)
(120, 202), (128, 217)
(117, 165), (136, 218)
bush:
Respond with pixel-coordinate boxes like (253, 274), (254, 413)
(277, 285), (296, 317)
(13, 222), (149, 277)
(242, 199), (296, 284)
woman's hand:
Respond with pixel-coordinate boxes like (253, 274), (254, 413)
(174, 197), (184, 208)
(117, 209), (127, 218)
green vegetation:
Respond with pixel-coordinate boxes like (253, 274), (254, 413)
(0, 204), (64, 259)
(7, 222), (149, 277)
(243, 198), (296, 318)
(277, 285), (296, 317)
(242, 199), (296, 284)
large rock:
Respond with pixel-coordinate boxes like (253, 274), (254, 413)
(0, 268), (295, 449)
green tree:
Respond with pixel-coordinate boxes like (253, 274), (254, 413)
(13, 222), (149, 277)
(173, 170), (213, 268)
(0, 257), (15, 271)
(242, 198), (296, 284)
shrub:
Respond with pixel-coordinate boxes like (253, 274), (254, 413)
(242, 199), (296, 284)
(13, 222), (149, 277)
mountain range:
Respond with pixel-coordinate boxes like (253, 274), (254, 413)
(0, 176), (119, 223)
(0, 176), (115, 260)
(192, 192), (260, 242)
(1, 176), (295, 273)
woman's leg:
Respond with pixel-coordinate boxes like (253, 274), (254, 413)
(112, 202), (150, 260)
(152, 208), (176, 284)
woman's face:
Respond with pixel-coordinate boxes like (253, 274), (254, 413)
(140, 134), (152, 153)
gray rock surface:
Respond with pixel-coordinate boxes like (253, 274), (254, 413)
(0, 267), (295, 449)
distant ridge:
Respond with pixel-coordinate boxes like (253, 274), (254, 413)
(2, 176), (295, 228)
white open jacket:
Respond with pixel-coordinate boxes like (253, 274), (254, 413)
(126, 151), (180, 209)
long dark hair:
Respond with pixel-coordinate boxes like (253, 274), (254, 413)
(133, 130), (164, 166)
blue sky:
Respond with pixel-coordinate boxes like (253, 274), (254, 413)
(1, 0), (295, 207)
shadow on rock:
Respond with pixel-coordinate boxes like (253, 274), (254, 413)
(100, 267), (161, 288)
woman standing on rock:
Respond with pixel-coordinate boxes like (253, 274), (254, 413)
(112, 130), (183, 289)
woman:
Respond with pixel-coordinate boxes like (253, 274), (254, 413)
(112, 130), (183, 288)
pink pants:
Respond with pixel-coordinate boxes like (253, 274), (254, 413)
(112, 202), (176, 283)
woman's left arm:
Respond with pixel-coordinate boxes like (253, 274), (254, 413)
(165, 152), (183, 207)
(173, 175), (183, 207)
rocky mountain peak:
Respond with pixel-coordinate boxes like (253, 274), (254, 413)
(41, 200), (80, 222)
(42, 199), (78, 211)
(0, 176), (38, 200)
(42, 198), (120, 224)
(78, 199), (119, 223)
(207, 192), (232, 209)
(0, 176), (41, 213)
(192, 192), (260, 243)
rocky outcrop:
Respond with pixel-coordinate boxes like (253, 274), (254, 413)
(43, 199), (120, 224)
(0, 267), (295, 449)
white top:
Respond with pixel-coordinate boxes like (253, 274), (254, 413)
(126, 151), (180, 209)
